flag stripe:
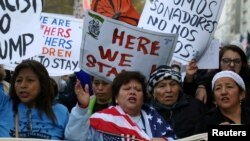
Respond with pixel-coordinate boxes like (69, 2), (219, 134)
(90, 106), (150, 140)
(91, 113), (137, 129)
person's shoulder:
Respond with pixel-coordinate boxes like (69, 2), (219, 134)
(141, 104), (158, 114)
(184, 94), (201, 104)
(52, 103), (69, 113)
(245, 107), (250, 115)
(202, 108), (218, 119)
(1, 80), (10, 93)
(188, 96), (205, 106)
(182, 94), (208, 110)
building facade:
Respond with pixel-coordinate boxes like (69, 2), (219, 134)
(215, 0), (250, 47)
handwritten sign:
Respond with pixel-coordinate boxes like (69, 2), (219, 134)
(4, 13), (83, 76)
(138, 0), (225, 65)
(197, 39), (220, 69)
(79, 10), (178, 82)
(0, 0), (43, 63)
(39, 13), (82, 75)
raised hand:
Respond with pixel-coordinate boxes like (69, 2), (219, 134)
(195, 85), (207, 104)
(74, 79), (90, 108)
(185, 58), (198, 82)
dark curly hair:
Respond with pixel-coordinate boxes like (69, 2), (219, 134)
(219, 44), (248, 76)
(111, 71), (147, 105)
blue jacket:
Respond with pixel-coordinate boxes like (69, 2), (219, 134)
(0, 91), (69, 139)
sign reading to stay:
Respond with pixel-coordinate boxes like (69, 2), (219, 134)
(38, 13), (82, 75)
(4, 13), (83, 76)
(80, 10), (178, 82)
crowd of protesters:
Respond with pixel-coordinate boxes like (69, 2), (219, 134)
(1, 44), (250, 140)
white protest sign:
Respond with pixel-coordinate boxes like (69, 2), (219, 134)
(4, 13), (83, 76)
(38, 13), (82, 75)
(138, 0), (225, 65)
(79, 10), (178, 82)
(197, 39), (221, 69)
(0, 0), (43, 63)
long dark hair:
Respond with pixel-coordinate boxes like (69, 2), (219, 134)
(9, 60), (57, 124)
(219, 44), (249, 77)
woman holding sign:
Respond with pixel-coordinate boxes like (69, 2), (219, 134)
(65, 71), (177, 141)
(183, 44), (250, 109)
(0, 60), (69, 139)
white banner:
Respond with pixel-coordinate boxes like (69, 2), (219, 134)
(0, 0), (43, 63)
(80, 10), (178, 82)
(138, 0), (225, 65)
(4, 13), (83, 76)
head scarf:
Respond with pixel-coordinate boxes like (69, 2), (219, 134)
(147, 65), (181, 94)
(212, 70), (245, 91)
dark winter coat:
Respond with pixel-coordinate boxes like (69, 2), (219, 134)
(151, 93), (208, 138)
(194, 107), (250, 134)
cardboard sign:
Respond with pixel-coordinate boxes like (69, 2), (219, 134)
(0, 0), (43, 63)
(138, 0), (225, 65)
(4, 13), (83, 76)
(197, 39), (221, 69)
(79, 10), (178, 82)
(38, 13), (82, 75)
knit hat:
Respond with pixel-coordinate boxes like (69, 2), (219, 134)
(147, 65), (181, 94)
(212, 70), (245, 91)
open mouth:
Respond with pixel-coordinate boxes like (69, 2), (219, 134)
(164, 95), (173, 99)
(221, 97), (230, 102)
(128, 97), (136, 103)
(19, 92), (29, 98)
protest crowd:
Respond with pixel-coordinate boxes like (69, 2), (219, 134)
(1, 0), (250, 141)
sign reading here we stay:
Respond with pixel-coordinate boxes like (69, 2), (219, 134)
(80, 10), (178, 82)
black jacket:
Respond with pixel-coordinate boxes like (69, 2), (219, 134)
(194, 107), (250, 134)
(183, 69), (250, 109)
(151, 93), (208, 138)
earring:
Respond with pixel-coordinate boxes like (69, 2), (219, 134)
(214, 102), (217, 108)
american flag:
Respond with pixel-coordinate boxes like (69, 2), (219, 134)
(144, 105), (176, 139)
(89, 105), (176, 141)
(102, 132), (139, 141)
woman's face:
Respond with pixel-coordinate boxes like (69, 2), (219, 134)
(15, 68), (41, 108)
(153, 79), (180, 106)
(213, 77), (245, 110)
(92, 77), (112, 104)
(116, 80), (144, 116)
(220, 50), (242, 74)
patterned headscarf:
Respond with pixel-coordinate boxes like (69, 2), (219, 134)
(147, 65), (181, 94)
(212, 70), (245, 91)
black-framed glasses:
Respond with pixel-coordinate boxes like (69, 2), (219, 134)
(221, 58), (241, 66)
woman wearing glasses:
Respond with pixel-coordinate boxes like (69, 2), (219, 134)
(183, 44), (250, 109)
